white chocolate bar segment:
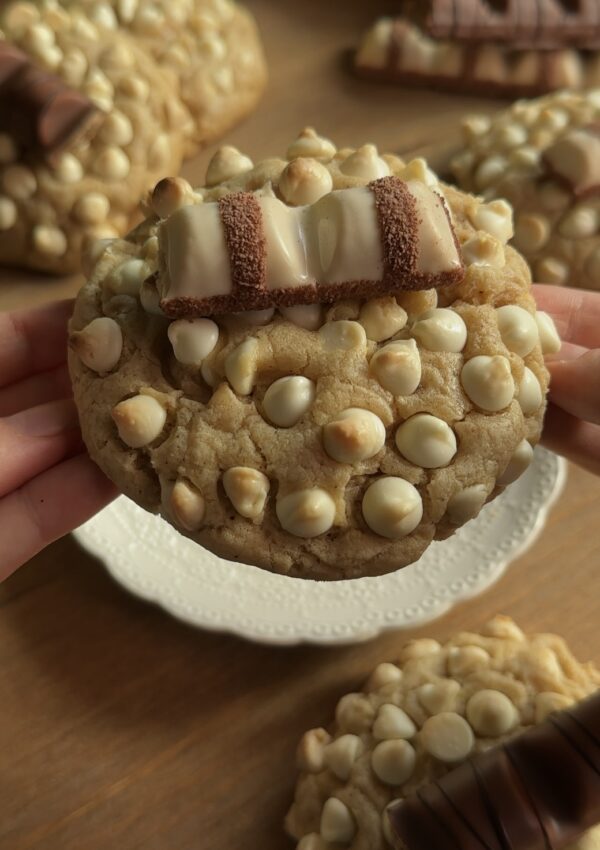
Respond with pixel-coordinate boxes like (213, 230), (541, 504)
(260, 196), (310, 291)
(409, 180), (461, 275)
(163, 204), (231, 300)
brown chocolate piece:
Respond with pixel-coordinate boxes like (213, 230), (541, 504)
(388, 691), (600, 850)
(404, 0), (600, 49)
(0, 41), (100, 159)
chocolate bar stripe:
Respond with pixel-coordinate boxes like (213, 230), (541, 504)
(568, 704), (600, 748)
(369, 177), (419, 283)
(550, 715), (600, 775)
(415, 788), (467, 850)
(218, 193), (266, 296)
(436, 780), (497, 850)
(472, 760), (513, 850)
(498, 746), (555, 850)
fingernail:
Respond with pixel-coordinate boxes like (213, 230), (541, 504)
(6, 399), (80, 438)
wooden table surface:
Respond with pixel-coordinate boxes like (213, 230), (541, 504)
(1, 2), (599, 848)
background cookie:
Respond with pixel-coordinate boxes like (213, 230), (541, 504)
(67, 0), (268, 150)
(451, 90), (600, 291)
(285, 615), (600, 850)
(0, 0), (266, 273)
(69, 133), (553, 581)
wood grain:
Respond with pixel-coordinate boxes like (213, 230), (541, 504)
(0, 2), (599, 849)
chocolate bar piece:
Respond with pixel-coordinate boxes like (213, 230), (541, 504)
(405, 0), (600, 49)
(0, 41), (100, 159)
(157, 177), (464, 318)
(387, 690), (600, 850)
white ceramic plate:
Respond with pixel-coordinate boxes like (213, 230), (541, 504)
(74, 448), (566, 646)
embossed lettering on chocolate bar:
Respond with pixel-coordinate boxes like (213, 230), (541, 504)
(157, 177), (464, 318)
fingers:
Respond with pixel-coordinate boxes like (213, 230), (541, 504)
(0, 362), (72, 417)
(0, 399), (82, 497)
(544, 341), (587, 363)
(542, 403), (600, 478)
(0, 453), (117, 582)
(0, 299), (73, 389)
(547, 350), (600, 426)
(533, 284), (600, 349)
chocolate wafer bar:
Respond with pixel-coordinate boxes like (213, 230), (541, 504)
(0, 41), (100, 160)
(156, 176), (464, 318)
(387, 690), (600, 850)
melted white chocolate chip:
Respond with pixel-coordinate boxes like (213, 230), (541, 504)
(280, 304), (323, 330)
(225, 338), (259, 395)
(497, 439), (533, 486)
(371, 739), (416, 786)
(370, 340), (421, 396)
(496, 305), (539, 357)
(340, 144), (390, 180)
(395, 414), (457, 469)
(286, 127), (336, 161)
(263, 376), (316, 428)
(420, 712), (474, 763)
(372, 704), (416, 741)
(462, 232), (506, 269)
(163, 478), (205, 531)
(446, 485), (489, 525)
(276, 488), (336, 538)
(206, 145), (253, 186)
(362, 477), (423, 539)
(461, 355), (515, 412)
(466, 689), (518, 737)
(411, 308), (467, 353)
(323, 408), (386, 464)
(112, 394), (166, 448)
(359, 297), (407, 342)
(69, 317), (122, 375)
(535, 311), (561, 355)
(320, 798), (356, 845)
(319, 320), (367, 351)
(168, 319), (219, 365)
(518, 367), (543, 416)
(223, 467), (270, 519)
(470, 200), (514, 244)
(323, 734), (363, 781)
(279, 158), (333, 206)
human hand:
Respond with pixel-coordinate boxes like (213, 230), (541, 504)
(0, 299), (116, 582)
(533, 284), (600, 477)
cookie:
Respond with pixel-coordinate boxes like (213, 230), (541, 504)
(355, 15), (600, 98)
(0, 0), (266, 273)
(285, 615), (600, 849)
(451, 90), (600, 291)
(66, 0), (268, 150)
(69, 131), (553, 581)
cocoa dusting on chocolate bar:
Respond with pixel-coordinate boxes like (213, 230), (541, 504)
(219, 193), (267, 299)
(387, 690), (600, 850)
(0, 41), (100, 160)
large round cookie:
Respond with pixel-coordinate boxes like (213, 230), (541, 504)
(451, 89), (600, 291)
(285, 616), (600, 849)
(69, 132), (555, 581)
(65, 0), (267, 150)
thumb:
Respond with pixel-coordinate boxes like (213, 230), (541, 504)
(547, 349), (600, 426)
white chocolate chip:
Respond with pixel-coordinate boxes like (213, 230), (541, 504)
(340, 144), (390, 180)
(448, 645), (490, 677)
(470, 200), (514, 244)
(534, 692), (574, 724)
(139, 279), (164, 316)
(151, 177), (194, 219)
(279, 158), (333, 206)
(411, 308), (467, 353)
(373, 704), (416, 741)
(399, 638), (441, 661)
(559, 205), (599, 240)
(223, 467), (270, 519)
(81, 237), (114, 277)
(168, 319), (219, 365)
(466, 689), (518, 737)
(359, 297), (407, 342)
(366, 663), (402, 692)
(32, 225), (67, 257)
(514, 214), (551, 253)
(280, 304), (323, 330)
(99, 111), (134, 146)
(538, 180), (571, 213)
(262, 376), (315, 427)
(496, 123), (528, 149)
(518, 367), (543, 416)
(0, 134), (17, 164)
(112, 394), (166, 448)
(474, 155), (507, 190)
(399, 158), (438, 188)
(206, 146), (253, 186)
(323, 408), (386, 464)
(3, 164), (36, 199)
(73, 192), (110, 224)
(297, 834), (325, 850)
(496, 305), (539, 357)
(61, 47), (88, 85)
(418, 680), (461, 715)
(69, 317), (122, 375)
(0, 197), (17, 230)
(371, 739), (416, 786)
(356, 18), (393, 69)
(395, 414), (457, 469)
(362, 477), (423, 540)
(535, 256), (570, 286)
(420, 712), (474, 763)
(324, 734), (363, 781)
(107, 258), (148, 296)
(148, 134), (172, 170)
(461, 114), (491, 140)
(224, 338), (259, 395)
(93, 147), (130, 180)
(297, 728), (331, 773)
(335, 693), (375, 733)
(54, 152), (84, 183)
(462, 232), (505, 269)
(535, 311), (561, 355)
(319, 320), (367, 351)
(162, 478), (205, 531)
(287, 127), (336, 161)
(370, 340), (421, 396)
(447, 485), (489, 525)
(320, 798), (355, 845)
(276, 488), (336, 538)
(461, 355), (515, 412)
(497, 439), (533, 486)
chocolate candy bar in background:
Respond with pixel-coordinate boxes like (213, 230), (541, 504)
(387, 689), (600, 850)
(155, 176), (464, 318)
(0, 41), (100, 160)
(355, 3), (600, 98)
